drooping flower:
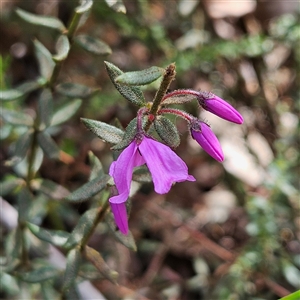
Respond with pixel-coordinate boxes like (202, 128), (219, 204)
(198, 92), (243, 124)
(191, 120), (224, 162)
(109, 135), (195, 234)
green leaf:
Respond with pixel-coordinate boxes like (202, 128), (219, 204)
(27, 222), (70, 247)
(84, 245), (118, 283)
(53, 35), (70, 62)
(62, 247), (81, 292)
(88, 151), (104, 180)
(18, 266), (60, 283)
(75, 0), (93, 14)
(0, 80), (42, 101)
(0, 108), (34, 126)
(13, 146), (44, 178)
(104, 61), (145, 106)
(38, 89), (53, 129)
(105, 214), (137, 251)
(283, 262), (300, 288)
(37, 132), (60, 159)
(17, 186), (32, 222)
(6, 129), (33, 166)
(280, 290), (300, 300)
(34, 39), (55, 80)
(16, 8), (66, 32)
(66, 175), (110, 203)
(0, 89), (23, 101)
(41, 282), (59, 300)
(154, 116), (180, 148)
(5, 228), (22, 261)
(116, 66), (164, 86)
(105, 0), (126, 14)
(75, 35), (111, 56)
(81, 118), (124, 144)
(56, 83), (97, 98)
(0, 177), (24, 196)
(64, 208), (99, 249)
(111, 117), (137, 150)
(30, 179), (69, 200)
(51, 99), (82, 126)
(63, 283), (81, 300)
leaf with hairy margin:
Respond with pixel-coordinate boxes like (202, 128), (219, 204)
(104, 61), (145, 106)
(81, 118), (124, 144)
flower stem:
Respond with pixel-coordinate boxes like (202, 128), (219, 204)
(159, 107), (194, 122)
(144, 63), (176, 131)
(162, 89), (200, 102)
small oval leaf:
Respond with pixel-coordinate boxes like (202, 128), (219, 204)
(105, 0), (126, 14)
(53, 35), (70, 62)
(34, 39), (55, 80)
(16, 8), (66, 32)
(0, 89), (23, 101)
(88, 151), (104, 180)
(81, 118), (124, 144)
(104, 61), (145, 106)
(62, 247), (81, 292)
(75, 0), (93, 14)
(18, 186), (32, 222)
(0, 177), (24, 197)
(66, 175), (110, 203)
(154, 116), (180, 148)
(116, 66), (164, 86)
(37, 132), (60, 159)
(105, 214), (137, 251)
(84, 245), (118, 283)
(111, 117), (137, 150)
(64, 208), (99, 249)
(0, 108), (34, 127)
(56, 83), (96, 98)
(51, 99), (82, 126)
(31, 179), (69, 200)
(27, 222), (70, 247)
(0, 80), (42, 101)
(38, 89), (53, 129)
(75, 35), (111, 56)
(18, 266), (60, 283)
(6, 130), (34, 166)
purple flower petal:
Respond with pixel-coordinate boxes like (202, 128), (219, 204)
(110, 202), (128, 235)
(199, 93), (243, 124)
(191, 122), (224, 162)
(139, 137), (195, 194)
(109, 141), (145, 204)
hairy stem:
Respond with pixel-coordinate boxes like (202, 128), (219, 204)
(144, 63), (176, 131)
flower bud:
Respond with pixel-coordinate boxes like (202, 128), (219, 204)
(198, 92), (243, 124)
(191, 120), (224, 162)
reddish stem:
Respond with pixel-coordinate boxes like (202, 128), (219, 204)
(162, 89), (200, 102)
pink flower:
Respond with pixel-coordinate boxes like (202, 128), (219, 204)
(198, 92), (243, 124)
(109, 135), (195, 234)
(191, 121), (224, 162)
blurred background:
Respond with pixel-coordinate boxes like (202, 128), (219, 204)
(1, 0), (299, 299)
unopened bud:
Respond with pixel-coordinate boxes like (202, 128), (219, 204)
(191, 120), (224, 162)
(198, 92), (243, 124)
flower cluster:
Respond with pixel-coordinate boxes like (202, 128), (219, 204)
(109, 89), (243, 234)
